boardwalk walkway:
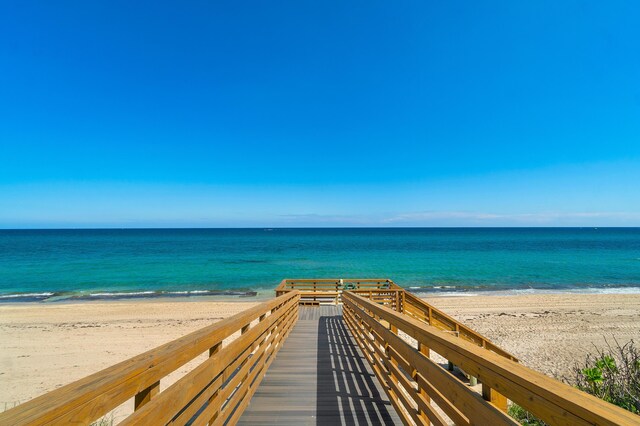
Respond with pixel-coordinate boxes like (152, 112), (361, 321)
(238, 306), (401, 425)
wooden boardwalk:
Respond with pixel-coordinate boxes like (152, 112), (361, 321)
(238, 306), (401, 425)
(5, 284), (636, 426)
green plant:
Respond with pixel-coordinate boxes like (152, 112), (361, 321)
(581, 366), (604, 393)
(596, 355), (617, 373)
(572, 339), (640, 414)
(507, 403), (548, 426)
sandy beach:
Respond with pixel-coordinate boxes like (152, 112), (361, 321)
(1, 293), (639, 415)
(426, 293), (640, 380)
(0, 299), (259, 412)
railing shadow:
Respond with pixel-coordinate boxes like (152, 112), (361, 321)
(316, 315), (397, 425)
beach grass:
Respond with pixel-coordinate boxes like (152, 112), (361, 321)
(572, 338), (640, 414)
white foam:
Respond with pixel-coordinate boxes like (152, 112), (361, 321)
(88, 291), (156, 297)
(427, 292), (480, 297)
(411, 286), (640, 297)
(0, 292), (55, 299)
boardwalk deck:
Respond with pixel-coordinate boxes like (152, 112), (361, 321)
(238, 306), (401, 425)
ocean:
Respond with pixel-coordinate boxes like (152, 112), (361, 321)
(1, 228), (639, 302)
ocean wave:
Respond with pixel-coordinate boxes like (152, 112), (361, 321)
(409, 285), (640, 296)
(72, 289), (258, 300)
(0, 289), (259, 303)
(88, 291), (156, 297)
(0, 292), (55, 299)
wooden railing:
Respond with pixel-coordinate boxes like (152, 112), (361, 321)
(401, 291), (517, 361)
(342, 291), (638, 426)
(0, 291), (300, 426)
(277, 278), (516, 361)
(275, 278), (401, 305)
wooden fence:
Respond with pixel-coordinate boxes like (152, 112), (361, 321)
(275, 278), (401, 305)
(0, 291), (300, 426)
(402, 291), (517, 361)
(342, 291), (638, 426)
(278, 279), (516, 360)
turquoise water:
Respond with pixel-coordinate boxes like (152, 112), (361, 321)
(1, 228), (639, 301)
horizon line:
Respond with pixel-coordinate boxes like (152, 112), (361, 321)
(1, 226), (637, 231)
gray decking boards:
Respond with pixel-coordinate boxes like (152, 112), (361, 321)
(238, 306), (401, 425)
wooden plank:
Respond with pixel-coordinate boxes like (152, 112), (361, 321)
(239, 306), (402, 425)
(343, 307), (414, 426)
(193, 311), (297, 426)
(345, 297), (517, 426)
(211, 308), (296, 425)
(416, 374), (469, 426)
(133, 381), (159, 411)
(403, 292), (515, 360)
(344, 292), (640, 426)
(178, 305), (297, 426)
(121, 301), (297, 425)
(0, 291), (299, 426)
(344, 299), (516, 426)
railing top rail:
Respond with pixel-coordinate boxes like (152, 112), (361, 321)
(277, 278), (400, 290)
(342, 291), (638, 426)
(0, 291), (299, 426)
(403, 291), (518, 361)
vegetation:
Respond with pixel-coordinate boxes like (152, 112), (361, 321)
(507, 403), (547, 426)
(509, 339), (639, 425)
(572, 339), (640, 414)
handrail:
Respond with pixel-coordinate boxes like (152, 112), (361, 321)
(0, 291), (300, 426)
(276, 278), (401, 291)
(402, 291), (517, 361)
(342, 291), (638, 426)
(275, 278), (401, 304)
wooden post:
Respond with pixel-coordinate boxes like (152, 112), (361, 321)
(134, 381), (159, 411)
(416, 343), (431, 426)
(483, 385), (508, 412)
(209, 342), (222, 357)
(207, 342), (222, 423)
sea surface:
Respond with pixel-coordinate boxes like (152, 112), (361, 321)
(1, 228), (639, 302)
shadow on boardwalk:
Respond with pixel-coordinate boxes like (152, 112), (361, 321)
(316, 315), (398, 425)
(239, 306), (399, 425)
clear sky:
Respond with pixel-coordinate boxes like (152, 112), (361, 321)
(1, 1), (639, 228)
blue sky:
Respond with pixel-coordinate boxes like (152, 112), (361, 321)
(1, 1), (639, 227)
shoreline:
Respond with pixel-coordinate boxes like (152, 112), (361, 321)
(2, 284), (640, 304)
